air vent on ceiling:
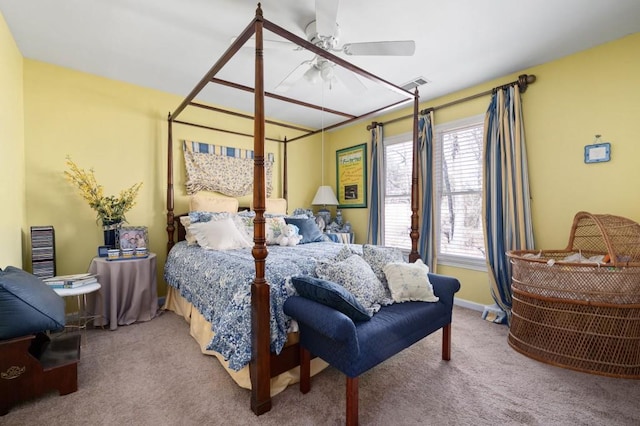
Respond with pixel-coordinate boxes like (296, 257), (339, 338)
(400, 76), (429, 91)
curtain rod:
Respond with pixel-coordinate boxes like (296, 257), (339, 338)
(367, 74), (536, 130)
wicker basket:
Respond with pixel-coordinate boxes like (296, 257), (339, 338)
(507, 212), (640, 379)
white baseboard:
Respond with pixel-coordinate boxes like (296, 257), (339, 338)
(453, 297), (485, 312)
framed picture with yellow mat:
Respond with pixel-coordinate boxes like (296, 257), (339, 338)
(336, 143), (367, 208)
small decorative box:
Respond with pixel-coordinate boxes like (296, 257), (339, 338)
(135, 247), (148, 257)
(107, 249), (120, 259)
(121, 248), (134, 258)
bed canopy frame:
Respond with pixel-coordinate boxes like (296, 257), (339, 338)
(166, 4), (420, 415)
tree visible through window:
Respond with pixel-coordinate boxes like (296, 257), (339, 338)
(436, 116), (486, 266)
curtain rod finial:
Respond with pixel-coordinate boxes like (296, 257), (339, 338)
(366, 121), (380, 131)
(518, 74), (536, 93)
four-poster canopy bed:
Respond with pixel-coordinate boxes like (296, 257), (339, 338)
(164, 4), (421, 416)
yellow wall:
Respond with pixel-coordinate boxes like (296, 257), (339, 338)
(0, 11), (25, 269)
(22, 59), (318, 295)
(328, 32), (640, 306)
(12, 25), (640, 306)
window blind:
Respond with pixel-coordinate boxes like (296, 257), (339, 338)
(436, 121), (485, 260)
(384, 140), (412, 250)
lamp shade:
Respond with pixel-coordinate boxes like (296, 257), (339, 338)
(311, 185), (339, 206)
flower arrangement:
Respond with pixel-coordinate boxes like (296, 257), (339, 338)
(64, 157), (143, 225)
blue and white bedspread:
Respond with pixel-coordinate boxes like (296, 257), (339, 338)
(164, 241), (351, 371)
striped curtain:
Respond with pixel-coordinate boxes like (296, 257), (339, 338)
(483, 85), (534, 323)
(417, 111), (437, 271)
(367, 123), (384, 244)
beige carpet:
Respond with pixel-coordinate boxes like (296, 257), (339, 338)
(4, 306), (639, 425)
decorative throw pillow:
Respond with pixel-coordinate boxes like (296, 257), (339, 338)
(363, 244), (405, 288)
(383, 259), (439, 303)
(0, 266), (66, 340)
(316, 254), (388, 315)
(265, 216), (287, 245)
(291, 276), (371, 322)
(284, 217), (324, 244)
(230, 212), (253, 242)
(333, 244), (360, 262)
(188, 217), (252, 250)
(188, 210), (229, 224)
(228, 215), (286, 245)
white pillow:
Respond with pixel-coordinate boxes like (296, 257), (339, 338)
(383, 259), (439, 303)
(188, 217), (252, 250)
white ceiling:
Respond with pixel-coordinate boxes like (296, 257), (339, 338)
(2, 0), (639, 129)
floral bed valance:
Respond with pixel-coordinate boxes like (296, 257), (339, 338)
(183, 140), (274, 197)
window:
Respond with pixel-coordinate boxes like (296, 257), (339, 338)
(383, 136), (413, 250)
(381, 114), (486, 270)
(435, 115), (486, 269)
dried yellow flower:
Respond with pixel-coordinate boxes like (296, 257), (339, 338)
(64, 157), (142, 225)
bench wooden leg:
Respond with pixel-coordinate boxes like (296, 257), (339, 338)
(442, 323), (451, 361)
(299, 346), (311, 394)
(346, 376), (358, 426)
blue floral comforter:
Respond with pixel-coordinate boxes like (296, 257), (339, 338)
(163, 241), (349, 371)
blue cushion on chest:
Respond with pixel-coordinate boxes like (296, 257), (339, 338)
(0, 266), (66, 340)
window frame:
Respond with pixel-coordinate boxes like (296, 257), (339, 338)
(434, 114), (487, 271)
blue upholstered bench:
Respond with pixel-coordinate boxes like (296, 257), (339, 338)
(283, 273), (460, 425)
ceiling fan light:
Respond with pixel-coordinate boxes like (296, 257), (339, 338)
(320, 65), (334, 82)
(303, 66), (320, 83)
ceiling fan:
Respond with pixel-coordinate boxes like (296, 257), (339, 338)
(273, 0), (416, 93)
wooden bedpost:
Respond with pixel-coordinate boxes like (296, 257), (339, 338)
(249, 3), (272, 416)
(409, 89), (420, 263)
(283, 137), (288, 204)
(166, 113), (175, 253)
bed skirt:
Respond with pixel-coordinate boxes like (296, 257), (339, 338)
(162, 286), (328, 396)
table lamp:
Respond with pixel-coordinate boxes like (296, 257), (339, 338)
(312, 185), (339, 229)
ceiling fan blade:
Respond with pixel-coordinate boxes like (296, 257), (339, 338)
(274, 61), (313, 92)
(315, 0), (339, 37)
(343, 40), (416, 56)
(333, 65), (366, 95)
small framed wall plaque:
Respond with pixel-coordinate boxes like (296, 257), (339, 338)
(584, 142), (611, 163)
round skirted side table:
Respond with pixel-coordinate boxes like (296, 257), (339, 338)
(87, 253), (158, 330)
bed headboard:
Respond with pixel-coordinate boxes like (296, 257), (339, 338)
(251, 198), (287, 215)
(190, 192), (239, 212)
(175, 213), (189, 243)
